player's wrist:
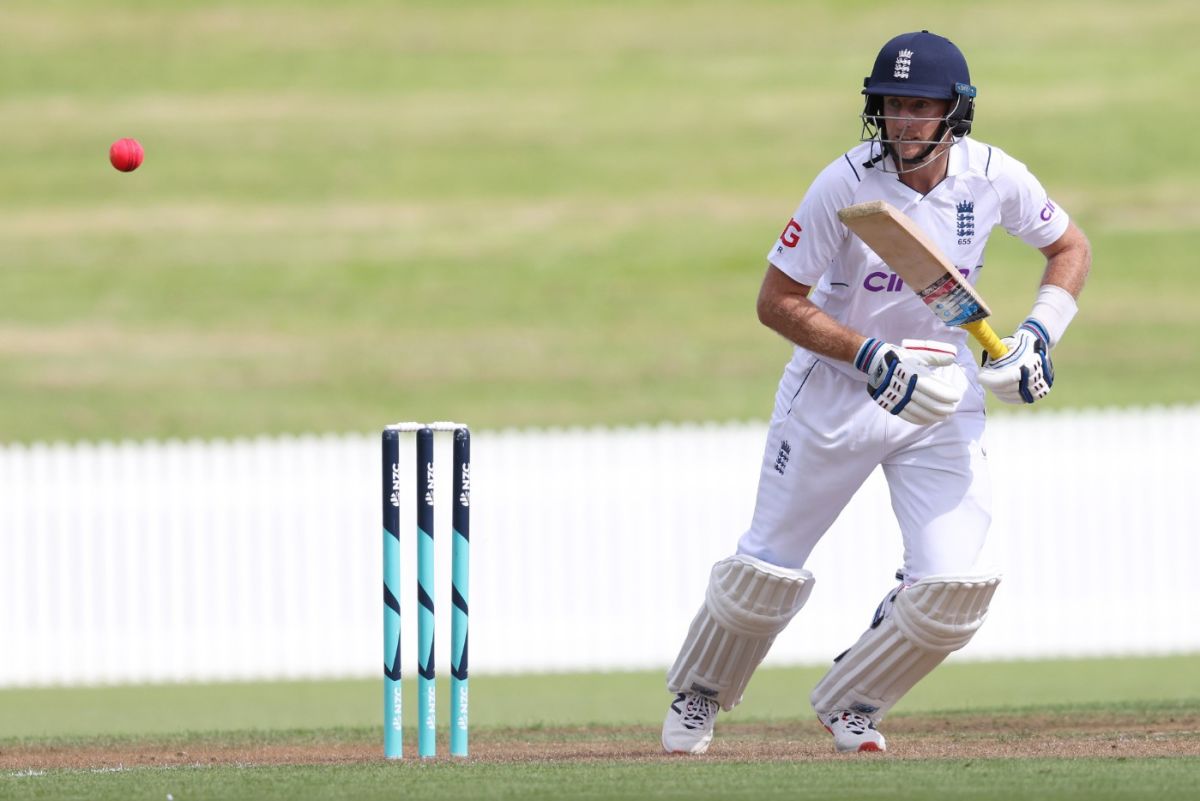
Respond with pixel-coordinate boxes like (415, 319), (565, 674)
(854, 337), (884, 373)
(1024, 284), (1077, 349)
(1017, 320), (1049, 346)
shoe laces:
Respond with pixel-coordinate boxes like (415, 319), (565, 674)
(673, 692), (717, 730)
(830, 709), (878, 733)
(829, 710), (876, 734)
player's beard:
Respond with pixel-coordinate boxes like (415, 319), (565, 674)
(860, 112), (956, 175)
(885, 126), (952, 175)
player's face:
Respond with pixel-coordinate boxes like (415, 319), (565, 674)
(882, 96), (952, 161)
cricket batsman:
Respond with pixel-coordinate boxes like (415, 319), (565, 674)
(662, 30), (1091, 754)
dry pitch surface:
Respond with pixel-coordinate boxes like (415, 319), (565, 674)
(5, 709), (1198, 771)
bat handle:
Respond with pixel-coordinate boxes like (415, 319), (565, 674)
(964, 320), (1008, 360)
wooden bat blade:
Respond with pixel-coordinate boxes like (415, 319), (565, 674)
(838, 200), (1008, 359)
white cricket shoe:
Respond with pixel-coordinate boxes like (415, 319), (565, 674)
(662, 692), (718, 754)
(822, 710), (886, 753)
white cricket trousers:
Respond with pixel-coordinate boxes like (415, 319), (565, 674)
(737, 353), (991, 581)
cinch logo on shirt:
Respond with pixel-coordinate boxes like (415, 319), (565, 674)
(863, 266), (975, 292)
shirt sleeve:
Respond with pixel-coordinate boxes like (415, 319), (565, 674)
(989, 149), (1070, 249)
(766, 156), (858, 287)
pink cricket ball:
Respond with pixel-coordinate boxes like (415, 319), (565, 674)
(109, 138), (144, 172)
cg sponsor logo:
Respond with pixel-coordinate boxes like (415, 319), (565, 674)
(778, 218), (802, 247)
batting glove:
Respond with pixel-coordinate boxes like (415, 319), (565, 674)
(855, 338), (965, 425)
(978, 321), (1054, 404)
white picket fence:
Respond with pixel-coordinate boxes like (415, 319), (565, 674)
(2, 406), (1198, 688)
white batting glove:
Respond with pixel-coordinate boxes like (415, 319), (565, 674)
(978, 322), (1054, 404)
(855, 338), (965, 425)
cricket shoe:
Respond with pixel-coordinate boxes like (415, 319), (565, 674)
(822, 710), (886, 753)
(662, 692), (718, 754)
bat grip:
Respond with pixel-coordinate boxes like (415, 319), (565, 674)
(964, 320), (1008, 360)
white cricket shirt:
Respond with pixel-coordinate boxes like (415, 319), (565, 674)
(766, 138), (1070, 380)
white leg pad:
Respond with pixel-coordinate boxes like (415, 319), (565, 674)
(667, 554), (814, 711)
(810, 573), (1000, 721)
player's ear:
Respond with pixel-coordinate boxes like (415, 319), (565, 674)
(949, 83), (976, 136)
(862, 94), (883, 128)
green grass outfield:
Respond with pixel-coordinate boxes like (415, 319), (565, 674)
(2, 656), (1198, 799)
(2, 1), (1198, 443)
(7, 757), (1200, 801)
(4, 655), (1198, 737)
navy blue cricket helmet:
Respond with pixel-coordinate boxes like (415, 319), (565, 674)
(862, 30), (976, 137)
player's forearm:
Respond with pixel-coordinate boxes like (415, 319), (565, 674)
(757, 268), (862, 363)
(1039, 221), (1091, 298)
(1016, 221), (1090, 349)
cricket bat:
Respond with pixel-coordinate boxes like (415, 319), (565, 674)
(838, 200), (1008, 360)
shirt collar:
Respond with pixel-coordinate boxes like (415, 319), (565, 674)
(946, 138), (968, 176)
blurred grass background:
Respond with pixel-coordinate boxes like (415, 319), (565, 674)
(1, 0), (1197, 443)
